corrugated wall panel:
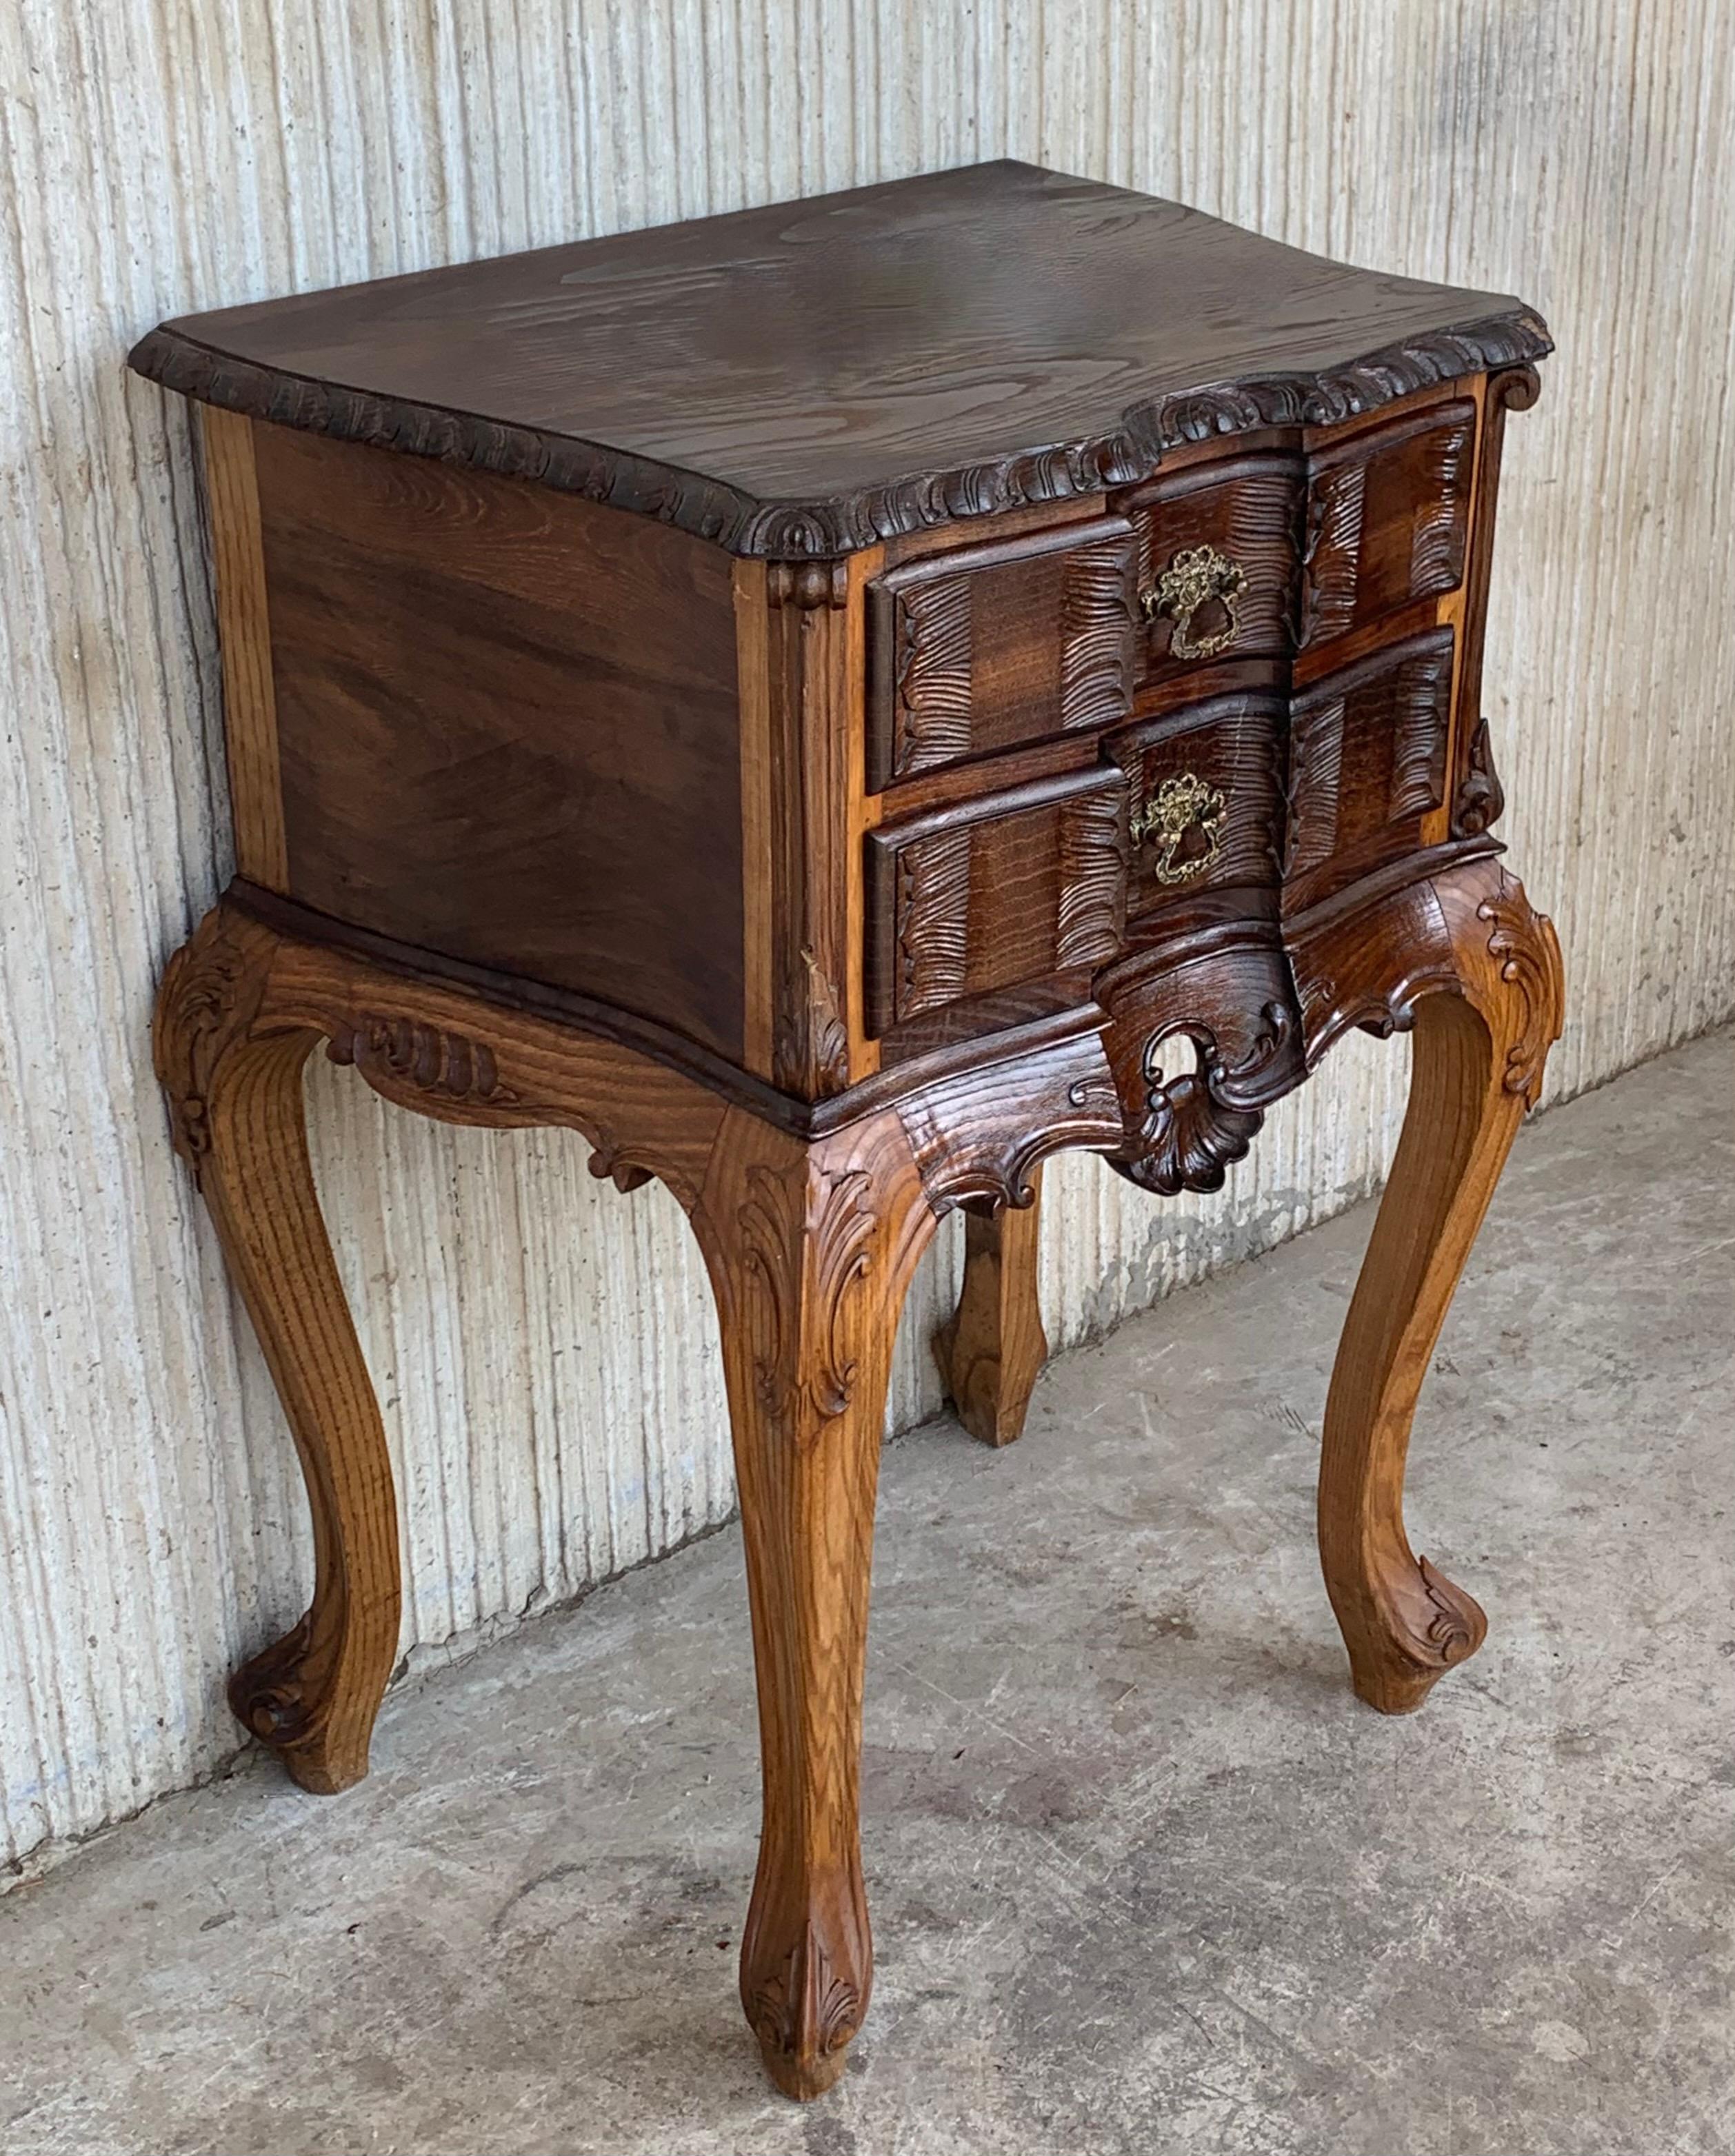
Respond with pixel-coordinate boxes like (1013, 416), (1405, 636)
(3, 0), (1732, 1876)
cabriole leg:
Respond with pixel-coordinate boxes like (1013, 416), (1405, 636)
(155, 903), (401, 1791)
(694, 1106), (936, 2098)
(934, 1167), (1048, 1447)
(1310, 862), (1563, 1712)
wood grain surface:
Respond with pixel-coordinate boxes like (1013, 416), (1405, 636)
(200, 409), (288, 890)
(130, 162), (1549, 556)
(690, 1105), (939, 2098)
(252, 421), (746, 1060)
(867, 515), (1137, 785)
(142, 152), (1567, 2109)
(1288, 854), (1564, 1711)
(934, 1171), (1050, 1447)
(865, 764), (1128, 1034)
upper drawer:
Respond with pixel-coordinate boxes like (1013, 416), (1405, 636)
(866, 517), (1138, 788)
(865, 765), (1127, 1036)
(1127, 452), (1301, 686)
(1297, 399), (1476, 647)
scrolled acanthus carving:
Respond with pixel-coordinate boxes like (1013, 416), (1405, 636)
(153, 907), (273, 1187)
(748, 1923), (863, 2066)
(228, 1612), (326, 1749)
(772, 948), (852, 1102)
(1112, 1002), (1296, 1197)
(739, 1164), (878, 1441)
(326, 1014), (520, 1109)
(1418, 1557), (1479, 1667)
(1476, 867), (1563, 1107)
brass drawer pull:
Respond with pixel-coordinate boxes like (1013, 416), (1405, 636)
(1131, 771), (1227, 885)
(1141, 544), (1245, 660)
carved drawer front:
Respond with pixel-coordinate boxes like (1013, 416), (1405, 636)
(1297, 398), (1476, 647)
(1104, 690), (1286, 920)
(1127, 452), (1300, 685)
(867, 517), (1138, 788)
(865, 766), (1127, 1035)
(1285, 626), (1456, 902)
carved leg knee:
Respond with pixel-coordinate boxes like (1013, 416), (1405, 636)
(694, 1106), (936, 2096)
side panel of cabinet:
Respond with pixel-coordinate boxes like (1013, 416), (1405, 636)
(249, 421), (746, 1060)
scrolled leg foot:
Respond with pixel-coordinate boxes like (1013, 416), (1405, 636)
(1343, 1551), (1489, 1715)
(745, 1909), (868, 2099)
(228, 1608), (383, 1795)
(1295, 859), (1563, 1713)
(156, 901), (401, 1792)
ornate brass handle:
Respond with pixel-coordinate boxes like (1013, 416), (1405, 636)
(1141, 544), (1246, 660)
(1131, 771), (1227, 886)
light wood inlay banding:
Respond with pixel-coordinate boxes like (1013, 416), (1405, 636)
(201, 407), (287, 891)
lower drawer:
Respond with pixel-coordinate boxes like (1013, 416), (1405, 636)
(1104, 689), (1287, 920)
(865, 765), (1127, 1036)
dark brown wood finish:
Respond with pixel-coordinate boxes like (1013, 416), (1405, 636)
(132, 161), (1548, 557)
(134, 163), (1559, 2104)
(1285, 628), (1458, 905)
(253, 420), (746, 1059)
(1105, 689), (1288, 917)
(865, 764), (1128, 1036)
(1296, 396), (1477, 645)
(867, 516), (1138, 787)
(1127, 452), (1301, 684)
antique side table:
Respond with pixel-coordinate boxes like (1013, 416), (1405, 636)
(132, 161), (1563, 2099)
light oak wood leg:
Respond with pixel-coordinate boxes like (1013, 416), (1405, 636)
(694, 1106), (936, 2099)
(934, 1169), (1048, 1447)
(155, 905), (401, 1791)
(1316, 863), (1563, 1713)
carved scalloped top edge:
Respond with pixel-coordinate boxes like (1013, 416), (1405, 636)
(128, 308), (1552, 561)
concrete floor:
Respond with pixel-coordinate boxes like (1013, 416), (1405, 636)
(3, 1031), (1731, 2156)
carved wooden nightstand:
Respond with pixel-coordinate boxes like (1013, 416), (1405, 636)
(132, 161), (1563, 2100)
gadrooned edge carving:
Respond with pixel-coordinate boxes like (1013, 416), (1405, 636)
(130, 309), (1552, 558)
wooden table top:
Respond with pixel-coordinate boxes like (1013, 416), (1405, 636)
(130, 161), (1550, 556)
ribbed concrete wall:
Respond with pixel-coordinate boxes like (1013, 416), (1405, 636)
(3, 1), (1731, 1877)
